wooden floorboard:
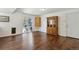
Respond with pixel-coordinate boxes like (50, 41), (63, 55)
(0, 32), (79, 50)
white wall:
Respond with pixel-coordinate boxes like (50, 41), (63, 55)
(40, 15), (47, 32)
(0, 12), (25, 37)
(66, 12), (79, 38)
(58, 15), (67, 36)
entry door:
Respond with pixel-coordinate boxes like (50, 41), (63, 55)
(47, 16), (58, 35)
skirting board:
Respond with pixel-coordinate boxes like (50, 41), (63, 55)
(0, 33), (22, 38)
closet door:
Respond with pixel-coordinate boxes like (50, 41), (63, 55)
(35, 16), (41, 27)
(47, 16), (58, 35)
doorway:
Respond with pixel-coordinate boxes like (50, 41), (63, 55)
(23, 17), (32, 33)
(47, 16), (58, 35)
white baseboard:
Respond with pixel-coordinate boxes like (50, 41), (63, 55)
(0, 33), (23, 38)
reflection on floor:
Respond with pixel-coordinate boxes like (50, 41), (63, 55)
(0, 32), (79, 50)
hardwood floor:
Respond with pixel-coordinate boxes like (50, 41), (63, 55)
(0, 32), (79, 50)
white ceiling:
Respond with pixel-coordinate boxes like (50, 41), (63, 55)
(17, 8), (79, 15)
(0, 8), (78, 16)
(0, 8), (16, 16)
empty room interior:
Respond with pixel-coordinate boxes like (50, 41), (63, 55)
(0, 8), (79, 50)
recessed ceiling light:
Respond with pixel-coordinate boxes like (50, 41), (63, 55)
(40, 8), (47, 11)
